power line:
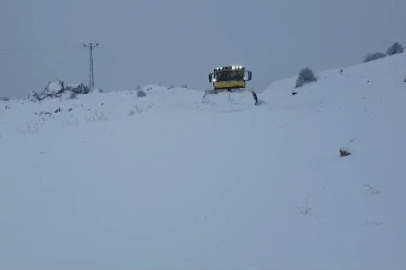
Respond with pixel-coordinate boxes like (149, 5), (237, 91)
(83, 43), (99, 89)
(0, 44), (83, 53)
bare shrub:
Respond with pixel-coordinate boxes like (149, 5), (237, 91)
(86, 110), (107, 122)
(363, 184), (381, 195)
(15, 121), (42, 135)
(69, 92), (77, 99)
(128, 105), (142, 116)
(297, 191), (312, 215)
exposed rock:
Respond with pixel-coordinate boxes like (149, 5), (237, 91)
(339, 148), (351, 157)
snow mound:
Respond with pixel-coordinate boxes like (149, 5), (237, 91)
(46, 80), (64, 95)
(200, 91), (257, 112)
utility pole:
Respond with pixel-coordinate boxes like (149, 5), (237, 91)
(83, 43), (99, 89)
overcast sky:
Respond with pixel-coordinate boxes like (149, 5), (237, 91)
(1, 0), (405, 99)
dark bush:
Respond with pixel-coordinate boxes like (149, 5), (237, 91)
(295, 68), (317, 88)
(386, 42), (404, 56)
(137, 89), (146, 97)
(364, 52), (386, 62)
(339, 148), (351, 157)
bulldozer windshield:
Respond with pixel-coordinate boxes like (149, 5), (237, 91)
(215, 70), (244, 82)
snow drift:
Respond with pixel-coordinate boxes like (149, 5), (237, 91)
(0, 53), (406, 270)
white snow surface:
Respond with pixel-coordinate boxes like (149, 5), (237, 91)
(1, 54), (406, 270)
(45, 80), (64, 95)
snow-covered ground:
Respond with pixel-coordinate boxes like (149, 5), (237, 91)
(1, 53), (406, 270)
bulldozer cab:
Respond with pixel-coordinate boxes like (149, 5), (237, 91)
(215, 69), (243, 81)
(208, 66), (252, 90)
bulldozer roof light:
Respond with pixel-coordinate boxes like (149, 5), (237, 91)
(216, 65), (244, 70)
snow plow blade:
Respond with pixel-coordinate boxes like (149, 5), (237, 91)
(203, 88), (259, 106)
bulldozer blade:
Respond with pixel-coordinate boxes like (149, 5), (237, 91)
(203, 88), (259, 106)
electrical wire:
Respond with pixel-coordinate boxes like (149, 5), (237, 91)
(0, 43), (84, 54)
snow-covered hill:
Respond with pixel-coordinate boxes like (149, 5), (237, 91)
(1, 53), (405, 270)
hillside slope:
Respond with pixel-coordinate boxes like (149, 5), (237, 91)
(0, 54), (406, 270)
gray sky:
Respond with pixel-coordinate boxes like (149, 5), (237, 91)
(1, 0), (405, 99)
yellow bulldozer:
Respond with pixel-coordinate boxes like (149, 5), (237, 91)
(203, 65), (258, 105)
